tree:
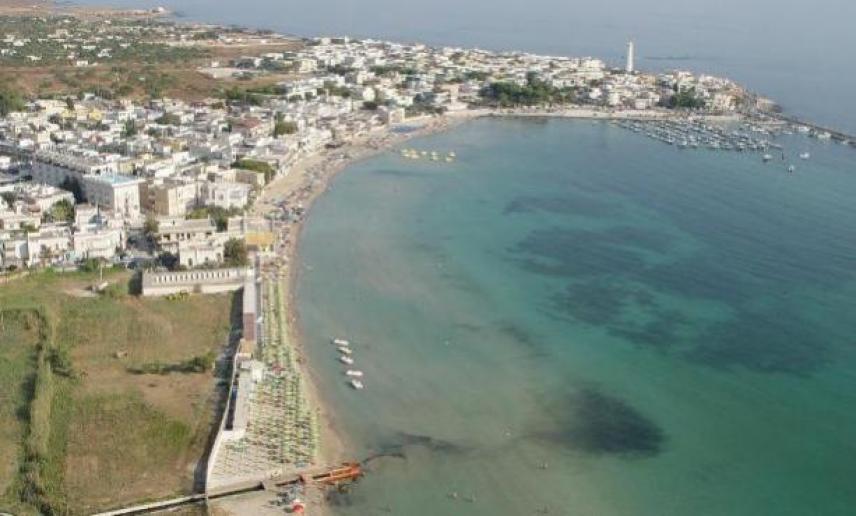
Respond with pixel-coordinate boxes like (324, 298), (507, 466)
(0, 87), (25, 117)
(187, 206), (241, 231)
(232, 159), (275, 184)
(122, 119), (138, 138)
(65, 96), (75, 111)
(158, 251), (180, 271)
(0, 191), (15, 208)
(665, 87), (706, 109)
(143, 216), (159, 240)
(48, 199), (74, 223)
(155, 113), (181, 126)
(223, 238), (249, 267)
(273, 120), (298, 137)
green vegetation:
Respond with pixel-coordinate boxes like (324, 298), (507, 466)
(0, 270), (234, 514)
(370, 64), (418, 76)
(223, 238), (249, 267)
(321, 81), (352, 98)
(665, 86), (707, 109)
(0, 16), (208, 69)
(0, 86), (26, 117)
(122, 119), (138, 138)
(0, 191), (15, 208)
(480, 72), (576, 107)
(46, 199), (74, 224)
(155, 112), (182, 126)
(222, 86), (278, 106)
(187, 205), (242, 231)
(326, 64), (354, 75)
(273, 120), (298, 137)
(464, 70), (491, 81)
(232, 158), (276, 184)
(128, 351), (216, 375)
(0, 310), (42, 513)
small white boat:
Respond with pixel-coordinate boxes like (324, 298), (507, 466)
(800, 152), (811, 160)
(339, 355), (354, 365)
(762, 154), (773, 162)
(338, 347), (353, 355)
(448, 151), (456, 158)
(816, 132), (832, 140)
(787, 164), (796, 173)
(332, 338), (350, 346)
(346, 370), (363, 377)
(350, 379), (364, 390)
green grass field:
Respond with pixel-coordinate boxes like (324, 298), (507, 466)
(0, 269), (236, 514)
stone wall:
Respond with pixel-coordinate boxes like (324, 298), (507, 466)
(141, 267), (252, 296)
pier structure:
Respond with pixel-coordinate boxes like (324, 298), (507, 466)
(92, 463), (363, 516)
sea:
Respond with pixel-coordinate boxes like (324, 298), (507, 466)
(77, 1), (856, 514)
(295, 119), (856, 515)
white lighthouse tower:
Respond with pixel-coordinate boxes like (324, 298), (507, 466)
(626, 41), (635, 73)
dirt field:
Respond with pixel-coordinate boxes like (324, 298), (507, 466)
(0, 269), (237, 514)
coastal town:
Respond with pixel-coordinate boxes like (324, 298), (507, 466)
(0, 15), (785, 273)
(0, 6), (850, 516)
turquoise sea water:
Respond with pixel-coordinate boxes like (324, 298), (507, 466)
(296, 118), (856, 515)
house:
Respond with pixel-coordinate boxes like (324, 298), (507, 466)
(72, 227), (124, 261)
(155, 217), (217, 253)
(200, 181), (251, 211)
(178, 238), (224, 268)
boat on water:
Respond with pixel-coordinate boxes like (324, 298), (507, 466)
(346, 370), (363, 377)
(762, 153), (773, 162)
(816, 131), (832, 140)
(332, 338), (350, 346)
(800, 152), (811, 160)
(448, 151), (457, 158)
(788, 164), (796, 173)
(339, 355), (354, 365)
(350, 379), (365, 390)
(338, 346), (353, 355)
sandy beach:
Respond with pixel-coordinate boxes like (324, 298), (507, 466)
(230, 111), (479, 514)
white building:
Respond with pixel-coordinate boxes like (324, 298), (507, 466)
(626, 41), (635, 73)
(201, 182), (251, 211)
(72, 227), (124, 261)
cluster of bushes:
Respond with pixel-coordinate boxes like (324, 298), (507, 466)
(479, 73), (575, 107)
(232, 158), (276, 184)
(663, 86), (707, 109)
(187, 205), (243, 231)
(129, 351), (216, 375)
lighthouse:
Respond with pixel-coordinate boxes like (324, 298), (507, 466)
(626, 41), (635, 73)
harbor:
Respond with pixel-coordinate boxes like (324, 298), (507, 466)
(613, 115), (854, 173)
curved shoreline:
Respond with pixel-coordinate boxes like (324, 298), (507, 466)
(253, 105), (756, 513)
(252, 111), (478, 513)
